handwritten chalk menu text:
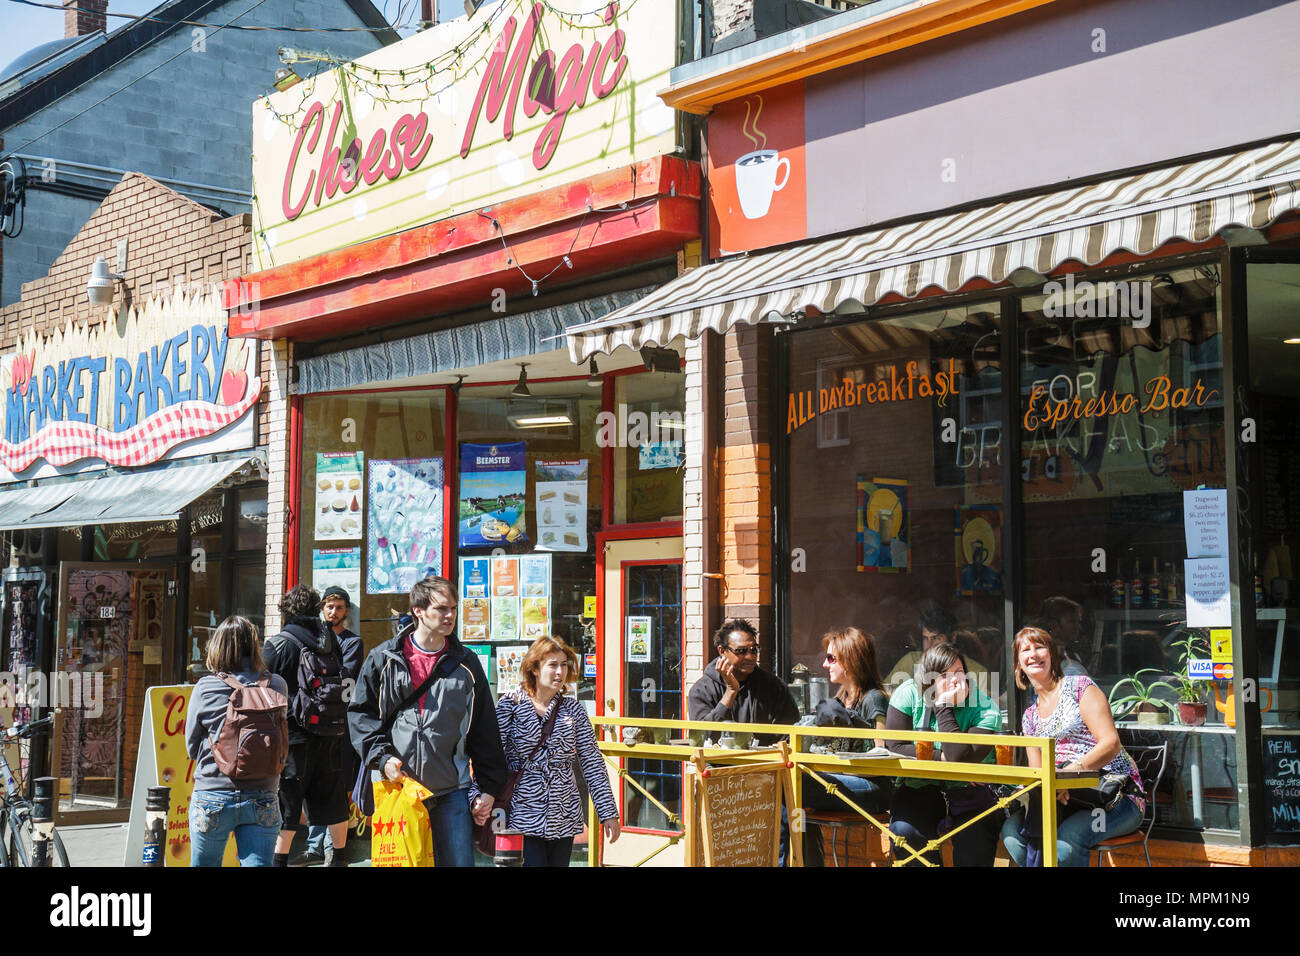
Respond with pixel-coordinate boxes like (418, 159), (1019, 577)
(1264, 735), (1300, 834)
(697, 764), (783, 867)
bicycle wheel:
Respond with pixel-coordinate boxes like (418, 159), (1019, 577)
(6, 811), (69, 867)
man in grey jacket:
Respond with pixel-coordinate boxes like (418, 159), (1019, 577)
(348, 576), (506, 866)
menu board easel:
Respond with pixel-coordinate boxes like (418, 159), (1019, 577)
(689, 743), (797, 867)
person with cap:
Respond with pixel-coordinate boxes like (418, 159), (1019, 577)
(298, 586), (363, 865)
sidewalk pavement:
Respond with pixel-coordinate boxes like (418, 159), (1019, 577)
(59, 822), (129, 867)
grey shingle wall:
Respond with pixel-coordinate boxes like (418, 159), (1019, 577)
(2, 0), (386, 305)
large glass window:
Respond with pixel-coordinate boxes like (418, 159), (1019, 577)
(299, 391), (446, 657)
(1246, 260), (1300, 844)
(1019, 264), (1227, 833)
(614, 372), (687, 525)
(785, 302), (1005, 707)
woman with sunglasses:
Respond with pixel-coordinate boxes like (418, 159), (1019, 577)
(801, 627), (894, 866)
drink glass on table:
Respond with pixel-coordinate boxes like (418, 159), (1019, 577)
(995, 742), (1014, 766)
(915, 739), (934, 761)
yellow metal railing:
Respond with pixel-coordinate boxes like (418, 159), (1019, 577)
(585, 715), (1096, 868)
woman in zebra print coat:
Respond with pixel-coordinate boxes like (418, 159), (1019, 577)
(481, 636), (620, 866)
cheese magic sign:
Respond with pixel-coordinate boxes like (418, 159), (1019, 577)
(252, 0), (679, 269)
(0, 289), (260, 478)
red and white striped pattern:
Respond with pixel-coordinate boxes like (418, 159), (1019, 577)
(0, 377), (261, 472)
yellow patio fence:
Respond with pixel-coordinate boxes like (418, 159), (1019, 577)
(586, 715), (1099, 868)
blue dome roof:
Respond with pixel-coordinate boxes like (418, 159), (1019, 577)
(1, 35), (92, 85)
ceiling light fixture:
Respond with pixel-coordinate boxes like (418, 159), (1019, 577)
(1284, 337), (1300, 345)
(510, 362), (531, 397)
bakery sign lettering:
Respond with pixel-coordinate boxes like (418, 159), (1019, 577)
(787, 360), (960, 434)
(0, 289), (260, 474)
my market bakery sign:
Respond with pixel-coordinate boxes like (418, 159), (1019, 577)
(252, 0), (679, 269)
(0, 288), (260, 480)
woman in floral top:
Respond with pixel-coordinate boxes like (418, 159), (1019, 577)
(1001, 627), (1143, 866)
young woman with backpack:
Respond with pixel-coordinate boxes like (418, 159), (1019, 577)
(184, 616), (290, 867)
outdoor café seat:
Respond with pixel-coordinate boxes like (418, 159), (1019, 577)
(804, 809), (890, 867)
(1091, 742), (1168, 868)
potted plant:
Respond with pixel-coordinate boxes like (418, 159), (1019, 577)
(1166, 628), (1211, 726)
(1108, 670), (1178, 725)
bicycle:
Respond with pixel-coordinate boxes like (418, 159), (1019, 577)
(0, 715), (70, 867)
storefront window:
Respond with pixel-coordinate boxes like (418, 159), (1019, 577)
(1246, 260), (1300, 843)
(458, 381), (602, 702)
(785, 302), (1005, 705)
(1019, 264), (1227, 832)
(613, 372), (687, 525)
(298, 391), (446, 656)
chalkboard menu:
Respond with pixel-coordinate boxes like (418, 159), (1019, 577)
(1263, 734), (1300, 834)
(692, 760), (786, 867)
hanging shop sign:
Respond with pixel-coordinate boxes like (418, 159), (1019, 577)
(0, 289), (259, 482)
(786, 359), (960, 435)
(251, 0), (680, 270)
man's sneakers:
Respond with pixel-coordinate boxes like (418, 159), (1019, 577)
(290, 847), (325, 866)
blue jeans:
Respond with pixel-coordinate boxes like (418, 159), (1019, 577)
(189, 789), (281, 867)
(1001, 796), (1143, 867)
(306, 825), (333, 854)
(423, 788), (475, 868)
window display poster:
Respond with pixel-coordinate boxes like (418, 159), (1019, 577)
(461, 599), (490, 641)
(1185, 557), (1232, 627)
(535, 460), (588, 552)
(315, 451), (364, 541)
(465, 644), (493, 683)
(491, 557), (518, 597)
(638, 441), (684, 471)
(1184, 489), (1229, 558)
(857, 477), (909, 573)
(626, 616), (652, 663)
(491, 597), (520, 641)
(460, 557), (490, 599)
(518, 554), (550, 597)
(495, 644), (527, 696)
(522, 597), (549, 639)
(312, 548), (362, 607)
(459, 442), (527, 547)
(366, 458), (444, 594)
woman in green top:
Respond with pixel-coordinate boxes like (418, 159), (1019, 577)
(885, 642), (1002, 866)
(802, 627), (894, 866)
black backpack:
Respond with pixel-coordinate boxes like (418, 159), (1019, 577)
(282, 630), (348, 737)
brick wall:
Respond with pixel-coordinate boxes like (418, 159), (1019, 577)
(0, 172), (251, 347)
(683, 333), (707, 687)
(261, 338), (292, 636)
(719, 322), (775, 659)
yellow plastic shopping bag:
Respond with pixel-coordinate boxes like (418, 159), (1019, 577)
(371, 776), (434, 867)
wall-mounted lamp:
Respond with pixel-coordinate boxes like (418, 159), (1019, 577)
(87, 257), (124, 306)
(586, 357), (601, 388)
(511, 363), (531, 398)
(640, 345), (683, 374)
(450, 374), (466, 396)
(273, 66), (302, 92)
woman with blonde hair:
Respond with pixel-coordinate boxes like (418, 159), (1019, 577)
(801, 627), (893, 866)
(184, 616), (289, 866)
(470, 635), (620, 866)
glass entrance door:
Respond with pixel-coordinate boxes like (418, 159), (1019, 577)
(53, 562), (173, 822)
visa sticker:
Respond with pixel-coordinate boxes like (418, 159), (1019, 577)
(1188, 658), (1215, 680)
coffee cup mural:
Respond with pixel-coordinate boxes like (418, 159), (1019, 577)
(735, 95), (790, 220)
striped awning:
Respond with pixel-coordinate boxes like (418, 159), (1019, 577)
(567, 138), (1300, 362)
(0, 455), (261, 530)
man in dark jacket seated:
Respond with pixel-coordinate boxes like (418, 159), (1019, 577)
(688, 619), (800, 864)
